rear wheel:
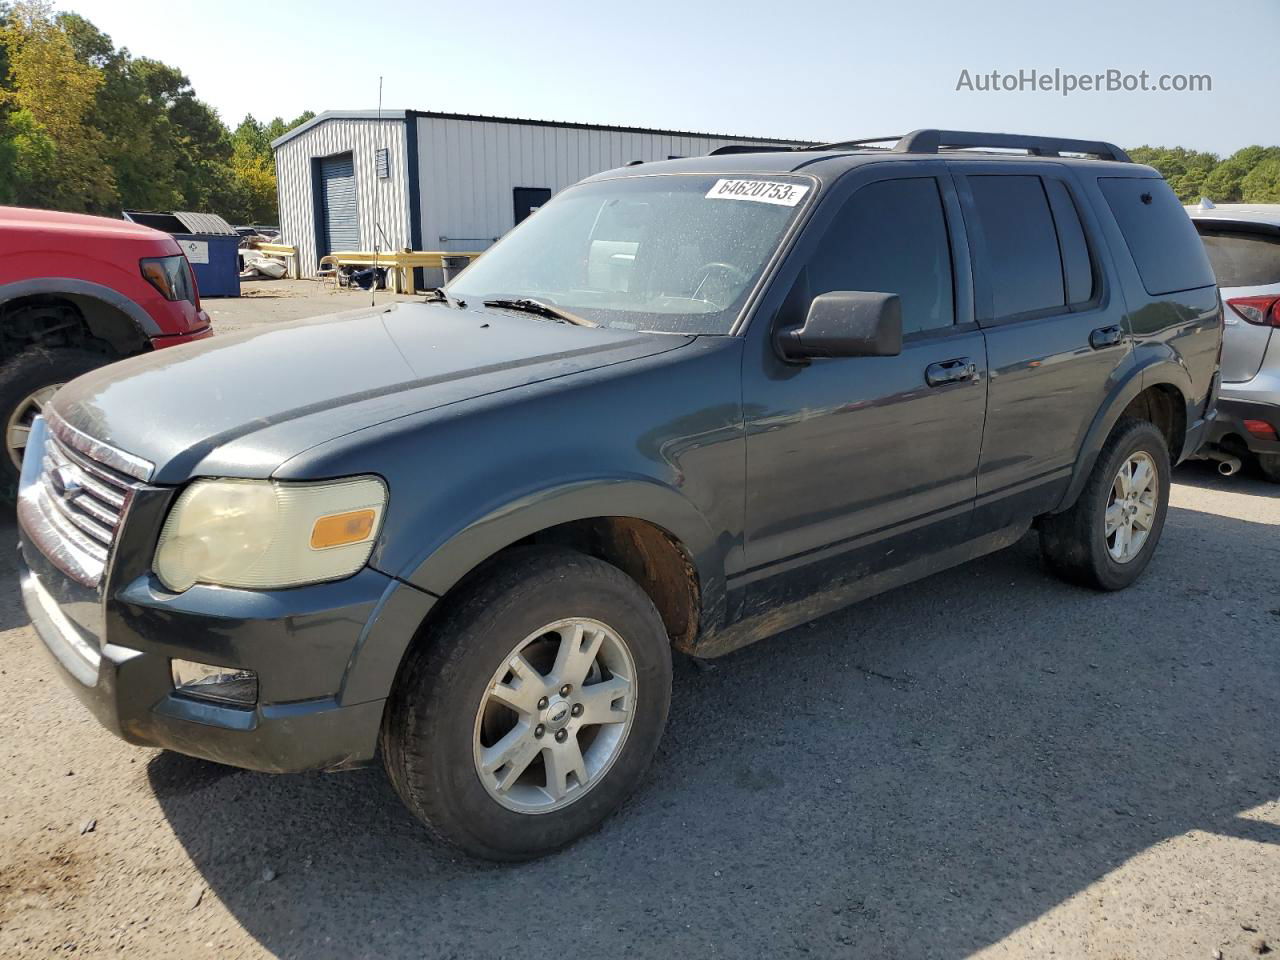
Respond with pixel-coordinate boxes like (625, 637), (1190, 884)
(1040, 418), (1171, 590)
(380, 547), (672, 861)
(1258, 454), (1280, 484)
(0, 348), (112, 500)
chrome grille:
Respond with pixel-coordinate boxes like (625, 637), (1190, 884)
(17, 410), (152, 588)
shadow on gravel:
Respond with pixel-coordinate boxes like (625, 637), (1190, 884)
(1175, 456), (1280, 494)
(0, 516), (39, 632)
(151, 494), (1280, 960)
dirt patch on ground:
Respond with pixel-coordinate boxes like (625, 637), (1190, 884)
(204, 278), (419, 334)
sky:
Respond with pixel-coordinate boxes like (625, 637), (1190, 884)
(54, 0), (1278, 157)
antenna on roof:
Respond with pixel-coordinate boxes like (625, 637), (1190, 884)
(371, 75), (383, 308)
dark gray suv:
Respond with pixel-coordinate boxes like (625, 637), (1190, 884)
(18, 130), (1222, 860)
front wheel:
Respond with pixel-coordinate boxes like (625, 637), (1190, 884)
(0, 347), (112, 501)
(380, 547), (672, 861)
(1039, 418), (1171, 590)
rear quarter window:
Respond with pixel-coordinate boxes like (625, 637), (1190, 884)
(1098, 178), (1216, 296)
(1197, 230), (1280, 288)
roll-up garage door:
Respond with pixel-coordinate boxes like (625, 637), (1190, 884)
(318, 153), (358, 255)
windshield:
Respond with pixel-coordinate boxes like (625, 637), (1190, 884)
(447, 174), (812, 334)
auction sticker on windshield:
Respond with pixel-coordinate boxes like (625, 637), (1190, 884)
(705, 179), (810, 206)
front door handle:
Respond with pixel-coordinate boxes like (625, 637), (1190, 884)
(1089, 324), (1124, 349)
(925, 357), (977, 387)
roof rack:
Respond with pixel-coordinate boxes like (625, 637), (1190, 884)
(808, 135), (902, 151)
(707, 144), (803, 156)
(892, 129), (1131, 162)
(705, 129), (1131, 163)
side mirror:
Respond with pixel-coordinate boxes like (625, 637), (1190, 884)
(777, 291), (903, 361)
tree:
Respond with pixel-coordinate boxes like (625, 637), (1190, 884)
(226, 111), (314, 223)
(1198, 146), (1280, 203)
(227, 115), (274, 221)
(0, 0), (115, 211)
(1, 5), (316, 221)
(1127, 146), (1221, 202)
(1241, 157), (1280, 203)
(58, 12), (181, 210)
(0, 2), (15, 201)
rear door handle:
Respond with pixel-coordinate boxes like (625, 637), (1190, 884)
(1089, 324), (1124, 349)
(925, 357), (977, 387)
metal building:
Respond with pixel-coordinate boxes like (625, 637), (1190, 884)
(272, 110), (805, 279)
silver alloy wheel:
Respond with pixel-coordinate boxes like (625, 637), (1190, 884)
(473, 617), (637, 814)
(6, 384), (61, 470)
(1105, 450), (1158, 563)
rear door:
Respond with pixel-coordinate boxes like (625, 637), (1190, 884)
(949, 162), (1134, 531)
(1194, 222), (1280, 383)
(740, 163), (987, 609)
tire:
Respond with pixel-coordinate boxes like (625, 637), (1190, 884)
(380, 546), (673, 861)
(0, 347), (111, 501)
(1258, 454), (1280, 484)
(1039, 418), (1171, 591)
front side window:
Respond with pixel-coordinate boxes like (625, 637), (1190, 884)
(806, 177), (955, 335)
(448, 174), (812, 334)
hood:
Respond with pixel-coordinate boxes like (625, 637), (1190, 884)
(0, 205), (168, 241)
(51, 301), (692, 483)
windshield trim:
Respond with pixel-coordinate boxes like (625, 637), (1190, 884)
(444, 170), (822, 338)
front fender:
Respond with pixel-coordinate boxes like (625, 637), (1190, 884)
(1055, 355), (1191, 512)
(0, 277), (160, 337)
(337, 476), (726, 718)
(389, 474), (726, 622)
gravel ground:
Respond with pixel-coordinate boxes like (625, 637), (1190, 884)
(0, 290), (1277, 958)
(204, 279), (419, 335)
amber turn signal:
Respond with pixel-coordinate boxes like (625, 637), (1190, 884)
(310, 509), (377, 549)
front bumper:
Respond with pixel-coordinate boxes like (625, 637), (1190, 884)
(149, 320), (213, 349)
(19, 514), (431, 774)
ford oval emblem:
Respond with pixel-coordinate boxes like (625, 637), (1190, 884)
(50, 463), (83, 501)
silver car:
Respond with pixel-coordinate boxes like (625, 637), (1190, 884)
(1187, 201), (1280, 482)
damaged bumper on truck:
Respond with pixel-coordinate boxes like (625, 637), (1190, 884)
(16, 416), (436, 774)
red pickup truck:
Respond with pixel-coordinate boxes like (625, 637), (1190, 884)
(0, 206), (213, 495)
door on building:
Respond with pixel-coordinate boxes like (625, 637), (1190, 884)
(513, 187), (552, 226)
(317, 153), (359, 256)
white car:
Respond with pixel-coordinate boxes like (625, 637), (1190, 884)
(1187, 201), (1280, 481)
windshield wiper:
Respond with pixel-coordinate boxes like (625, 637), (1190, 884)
(482, 297), (596, 327)
(424, 287), (466, 308)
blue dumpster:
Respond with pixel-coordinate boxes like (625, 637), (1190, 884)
(122, 210), (242, 297)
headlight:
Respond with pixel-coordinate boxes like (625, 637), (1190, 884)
(154, 476), (387, 592)
(140, 254), (197, 303)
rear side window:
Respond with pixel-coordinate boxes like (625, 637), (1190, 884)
(1045, 179), (1095, 305)
(1198, 230), (1280, 288)
(968, 175), (1064, 319)
(807, 177), (955, 335)
(1099, 178), (1216, 295)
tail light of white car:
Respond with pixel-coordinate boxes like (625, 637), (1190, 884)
(1226, 295), (1280, 327)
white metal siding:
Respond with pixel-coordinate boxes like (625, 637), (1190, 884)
(416, 117), (785, 253)
(275, 119), (410, 275)
(275, 114), (794, 276)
